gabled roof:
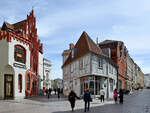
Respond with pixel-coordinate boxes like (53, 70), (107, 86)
(1, 22), (14, 30)
(62, 31), (107, 68)
(13, 20), (26, 30)
(1, 20), (26, 31)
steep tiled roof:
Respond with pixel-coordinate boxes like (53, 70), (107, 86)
(62, 31), (107, 68)
(1, 20), (26, 31)
(13, 20), (26, 30)
(99, 40), (123, 45)
(99, 40), (117, 45)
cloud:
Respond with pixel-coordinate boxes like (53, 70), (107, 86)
(0, 0), (150, 78)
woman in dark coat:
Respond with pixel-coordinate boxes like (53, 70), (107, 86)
(68, 90), (80, 111)
(119, 89), (124, 104)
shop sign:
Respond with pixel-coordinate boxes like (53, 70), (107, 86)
(13, 63), (26, 69)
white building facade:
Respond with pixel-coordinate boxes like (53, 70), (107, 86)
(144, 74), (150, 88)
(0, 10), (43, 99)
(62, 32), (117, 99)
(43, 58), (51, 89)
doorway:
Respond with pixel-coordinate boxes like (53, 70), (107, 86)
(4, 74), (13, 99)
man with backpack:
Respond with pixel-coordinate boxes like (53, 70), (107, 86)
(84, 88), (92, 112)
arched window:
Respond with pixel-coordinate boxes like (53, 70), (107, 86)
(27, 74), (30, 90)
(18, 74), (22, 93)
(14, 45), (26, 64)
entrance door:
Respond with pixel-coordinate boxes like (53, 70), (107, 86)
(4, 74), (13, 99)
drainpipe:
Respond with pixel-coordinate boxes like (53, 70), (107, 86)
(116, 65), (119, 90)
(107, 77), (109, 99)
(106, 63), (109, 99)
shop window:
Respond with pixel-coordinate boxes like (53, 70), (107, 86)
(27, 74), (30, 90)
(14, 45), (26, 64)
(18, 74), (22, 93)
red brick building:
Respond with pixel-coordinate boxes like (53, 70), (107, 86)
(0, 10), (43, 99)
(99, 40), (127, 90)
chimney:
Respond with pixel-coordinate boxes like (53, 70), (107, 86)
(69, 43), (74, 50)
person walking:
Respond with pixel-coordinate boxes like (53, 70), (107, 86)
(49, 88), (52, 95)
(54, 89), (57, 95)
(119, 89), (124, 104)
(100, 88), (105, 103)
(113, 89), (118, 104)
(84, 88), (92, 112)
(57, 88), (60, 99)
(68, 90), (80, 112)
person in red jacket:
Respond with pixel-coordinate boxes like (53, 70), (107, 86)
(113, 89), (118, 104)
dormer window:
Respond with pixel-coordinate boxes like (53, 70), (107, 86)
(14, 45), (26, 64)
(71, 48), (77, 58)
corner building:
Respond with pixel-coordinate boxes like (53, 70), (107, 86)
(0, 10), (43, 99)
(62, 32), (117, 99)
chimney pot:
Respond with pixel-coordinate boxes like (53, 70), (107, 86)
(69, 43), (74, 50)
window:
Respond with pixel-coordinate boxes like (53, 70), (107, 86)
(111, 66), (113, 74)
(79, 58), (83, 69)
(14, 45), (26, 64)
(98, 58), (103, 69)
(70, 64), (73, 73)
(46, 73), (49, 80)
(43, 75), (45, 80)
(18, 74), (22, 93)
(110, 79), (113, 92)
(27, 74), (30, 90)
(109, 64), (111, 73)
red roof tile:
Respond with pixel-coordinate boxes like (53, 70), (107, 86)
(62, 31), (107, 68)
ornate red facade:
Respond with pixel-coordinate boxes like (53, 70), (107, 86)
(0, 10), (43, 95)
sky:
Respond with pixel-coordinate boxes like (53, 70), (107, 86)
(0, 0), (150, 79)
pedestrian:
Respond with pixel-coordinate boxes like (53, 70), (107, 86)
(84, 88), (92, 112)
(49, 88), (52, 95)
(100, 88), (105, 103)
(68, 90), (80, 112)
(54, 89), (56, 95)
(57, 88), (60, 99)
(113, 89), (118, 104)
(46, 88), (48, 96)
(119, 89), (124, 104)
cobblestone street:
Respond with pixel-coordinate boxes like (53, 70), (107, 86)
(0, 89), (150, 113)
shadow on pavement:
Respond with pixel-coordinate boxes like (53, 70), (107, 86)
(52, 103), (124, 113)
(26, 94), (67, 103)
